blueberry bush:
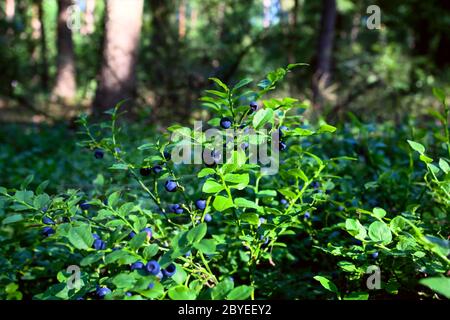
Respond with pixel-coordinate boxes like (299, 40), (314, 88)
(0, 67), (448, 300)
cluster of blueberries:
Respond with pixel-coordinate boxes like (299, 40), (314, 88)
(218, 102), (288, 152)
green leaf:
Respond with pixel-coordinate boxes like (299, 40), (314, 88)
(432, 88), (446, 104)
(67, 224), (94, 250)
(168, 286), (197, 300)
(33, 194), (50, 210)
(223, 173), (249, 185)
(193, 239), (217, 254)
(291, 127), (314, 136)
(107, 191), (121, 207)
(390, 216), (407, 233)
(313, 276), (339, 295)
(80, 252), (104, 266)
(211, 278), (234, 300)
(240, 212), (260, 225)
(343, 292), (369, 300)
(232, 78), (253, 91)
(407, 140), (425, 154)
(202, 179), (224, 193)
(372, 207), (386, 219)
(337, 261), (357, 273)
(420, 277), (450, 299)
(143, 244), (159, 260)
(105, 250), (137, 265)
(209, 77), (229, 92)
(252, 108), (274, 129)
(439, 158), (450, 174)
(129, 231), (147, 250)
(198, 168), (216, 178)
(345, 219), (367, 240)
(212, 196), (234, 212)
(368, 221), (392, 245)
(112, 273), (136, 289)
(234, 198), (259, 209)
(187, 223), (207, 243)
(256, 190), (277, 197)
(2, 214), (24, 224)
(317, 124), (337, 133)
(226, 285), (253, 300)
(110, 163), (129, 170)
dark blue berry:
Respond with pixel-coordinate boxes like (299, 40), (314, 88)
(163, 151), (171, 161)
(169, 204), (183, 214)
(249, 101), (258, 113)
(279, 141), (287, 151)
(42, 226), (55, 237)
(195, 199), (206, 210)
(92, 233), (100, 240)
(204, 213), (212, 222)
(93, 239), (106, 250)
(220, 117), (232, 129)
(141, 227), (152, 240)
(148, 283), (155, 290)
(311, 181), (320, 189)
(372, 252), (379, 259)
(129, 231), (136, 239)
(79, 201), (90, 210)
(96, 287), (111, 298)
(42, 216), (55, 225)
(146, 260), (161, 275)
(152, 165), (163, 174)
(131, 261), (145, 271)
(162, 263), (177, 277)
(164, 180), (177, 192)
(338, 205), (344, 211)
(94, 149), (104, 159)
(280, 199), (288, 206)
(304, 212), (310, 219)
(140, 167), (151, 176)
(125, 292), (132, 297)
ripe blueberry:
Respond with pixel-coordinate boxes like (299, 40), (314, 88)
(148, 283), (155, 290)
(169, 204), (183, 214)
(79, 201), (90, 210)
(163, 150), (171, 161)
(131, 261), (145, 271)
(93, 239), (106, 250)
(42, 216), (55, 225)
(42, 226), (55, 237)
(156, 271), (164, 280)
(195, 199), (206, 210)
(125, 292), (132, 297)
(279, 141), (287, 151)
(338, 205), (344, 211)
(304, 212), (310, 219)
(165, 180), (177, 192)
(94, 149), (104, 159)
(129, 231), (136, 239)
(142, 227), (152, 240)
(372, 252), (379, 259)
(280, 198), (288, 206)
(220, 117), (232, 129)
(311, 181), (320, 189)
(204, 213), (212, 222)
(146, 260), (161, 275)
(249, 101), (258, 113)
(96, 287), (111, 298)
(92, 233), (100, 240)
(140, 167), (151, 176)
(152, 165), (163, 174)
(162, 263), (177, 277)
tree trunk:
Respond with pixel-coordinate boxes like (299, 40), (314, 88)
(93, 0), (144, 116)
(312, 0), (337, 109)
(37, 1), (49, 90)
(53, 0), (76, 101)
(178, 0), (186, 39)
(6, 0), (15, 21)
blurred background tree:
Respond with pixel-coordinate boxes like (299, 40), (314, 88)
(0, 0), (448, 124)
